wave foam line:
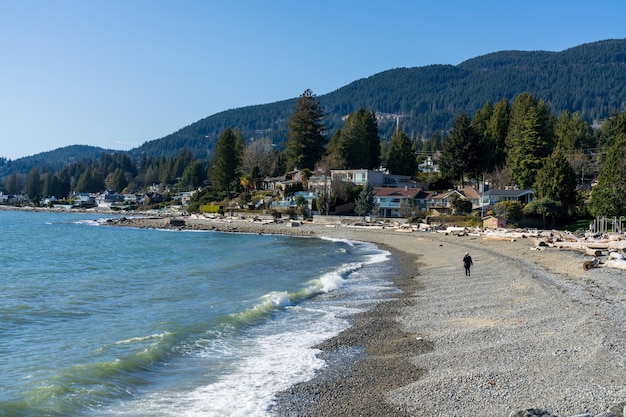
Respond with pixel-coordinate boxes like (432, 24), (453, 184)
(228, 259), (367, 329)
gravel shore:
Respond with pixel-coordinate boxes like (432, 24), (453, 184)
(106, 215), (626, 416)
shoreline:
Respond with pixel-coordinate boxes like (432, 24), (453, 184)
(103, 215), (626, 416)
(19, 209), (626, 416)
(270, 245), (429, 417)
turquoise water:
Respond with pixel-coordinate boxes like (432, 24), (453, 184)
(0, 210), (396, 416)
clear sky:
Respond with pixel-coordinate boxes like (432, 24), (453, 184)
(1, 0), (624, 160)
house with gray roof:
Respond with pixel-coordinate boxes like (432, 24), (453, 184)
(482, 189), (534, 208)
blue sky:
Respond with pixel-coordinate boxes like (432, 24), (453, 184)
(1, 0), (624, 160)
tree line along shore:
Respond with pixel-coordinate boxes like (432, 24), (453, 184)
(2, 91), (626, 232)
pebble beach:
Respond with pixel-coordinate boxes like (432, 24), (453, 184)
(106, 214), (626, 417)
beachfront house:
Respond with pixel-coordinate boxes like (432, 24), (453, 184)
(374, 187), (427, 218)
(331, 169), (418, 189)
(123, 193), (140, 203)
(457, 187), (481, 209)
(96, 191), (125, 208)
(482, 189), (534, 208)
(425, 188), (480, 216)
(262, 169), (305, 194)
(72, 193), (96, 208)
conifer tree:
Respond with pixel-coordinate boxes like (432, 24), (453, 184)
(440, 112), (483, 186)
(180, 160), (206, 190)
(5, 172), (21, 195)
(385, 126), (416, 176)
(105, 168), (128, 192)
(328, 108), (380, 170)
(554, 110), (594, 151)
(588, 134), (626, 217)
(284, 89), (327, 171)
(56, 168), (71, 198)
(470, 102), (493, 138)
(354, 182), (376, 216)
(25, 168), (41, 202)
(534, 147), (578, 216)
(507, 96), (554, 189)
(485, 98), (510, 171)
(211, 128), (244, 199)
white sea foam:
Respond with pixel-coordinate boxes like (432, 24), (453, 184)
(316, 262), (362, 292)
(114, 332), (171, 345)
(261, 291), (293, 309)
(319, 236), (356, 246)
(182, 328), (335, 417)
(72, 219), (102, 226)
(109, 303), (350, 417)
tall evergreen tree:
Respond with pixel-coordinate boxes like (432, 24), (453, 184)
(439, 113), (483, 186)
(105, 168), (128, 192)
(172, 149), (195, 180)
(327, 108), (380, 169)
(507, 95), (554, 188)
(485, 98), (510, 171)
(354, 182), (376, 216)
(534, 147), (578, 216)
(284, 89), (327, 171)
(554, 110), (594, 151)
(41, 173), (60, 198)
(57, 168), (71, 198)
(439, 124), (466, 183)
(588, 135), (626, 217)
(385, 126), (416, 176)
(211, 128), (244, 199)
(506, 93), (539, 157)
(5, 172), (21, 195)
(180, 160), (206, 190)
(598, 111), (626, 148)
(470, 102), (493, 138)
(25, 168), (41, 202)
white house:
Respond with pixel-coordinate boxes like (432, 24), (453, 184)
(331, 169), (418, 189)
(96, 191), (124, 208)
(482, 189), (534, 207)
(417, 152), (440, 173)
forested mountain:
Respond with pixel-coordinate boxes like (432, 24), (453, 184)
(3, 38), (626, 178)
(0, 145), (111, 179)
(130, 39), (626, 159)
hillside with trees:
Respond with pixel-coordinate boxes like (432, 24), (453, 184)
(3, 86), (626, 224)
(131, 39), (626, 160)
(3, 39), (626, 223)
(2, 38), (625, 179)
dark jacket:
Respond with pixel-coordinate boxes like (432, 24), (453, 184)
(463, 254), (473, 267)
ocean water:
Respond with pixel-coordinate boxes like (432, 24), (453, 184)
(0, 210), (397, 417)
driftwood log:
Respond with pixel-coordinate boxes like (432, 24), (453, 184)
(585, 248), (604, 257)
(583, 258), (599, 271)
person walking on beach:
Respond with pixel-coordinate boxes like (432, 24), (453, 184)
(463, 252), (473, 276)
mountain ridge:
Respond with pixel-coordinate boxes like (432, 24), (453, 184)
(2, 38), (625, 177)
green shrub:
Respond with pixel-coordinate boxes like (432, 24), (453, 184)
(200, 204), (224, 215)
